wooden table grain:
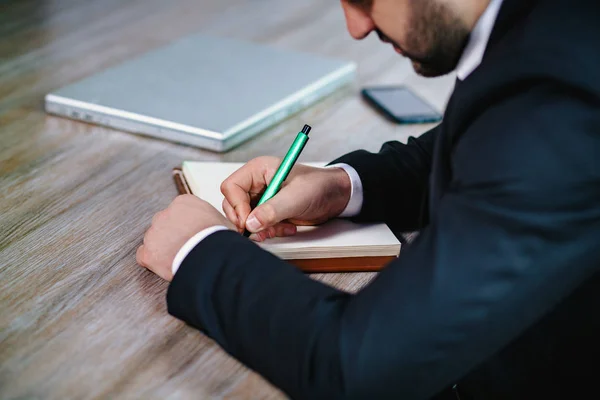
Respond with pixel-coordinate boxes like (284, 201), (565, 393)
(0, 0), (455, 398)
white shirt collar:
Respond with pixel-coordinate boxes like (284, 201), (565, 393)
(456, 0), (505, 80)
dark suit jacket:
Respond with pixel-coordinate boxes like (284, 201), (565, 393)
(167, 0), (600, 398)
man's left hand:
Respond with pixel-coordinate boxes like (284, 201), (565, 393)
(137, 194), (234, 281)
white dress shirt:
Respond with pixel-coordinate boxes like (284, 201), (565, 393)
(172, 0), (505, 275)
(456, 0), (504, 81)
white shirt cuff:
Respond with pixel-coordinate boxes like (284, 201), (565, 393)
(172, 225), (229, 275)
(326, 163), (364, 218)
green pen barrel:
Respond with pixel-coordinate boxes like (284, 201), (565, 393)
(256, 131), (309, 207)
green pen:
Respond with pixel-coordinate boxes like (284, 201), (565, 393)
(243, 124), (311, 237)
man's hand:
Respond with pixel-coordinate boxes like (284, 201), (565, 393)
(136, 194), (234, 281)
(220, 156), (352, 241)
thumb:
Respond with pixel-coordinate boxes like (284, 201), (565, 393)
(245, 189), (299, 233)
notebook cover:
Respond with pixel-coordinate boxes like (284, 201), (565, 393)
(172, 167), (394, 273)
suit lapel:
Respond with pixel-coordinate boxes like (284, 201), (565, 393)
(427, 79), (464, 221)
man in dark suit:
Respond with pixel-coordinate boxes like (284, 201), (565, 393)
(137, 0), (600, 398)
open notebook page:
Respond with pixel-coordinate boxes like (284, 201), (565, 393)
(182, 161), (400, 260)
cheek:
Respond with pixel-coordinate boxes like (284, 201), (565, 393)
(371, 2), (412, 44)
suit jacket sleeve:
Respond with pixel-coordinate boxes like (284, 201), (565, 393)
(330, 125), (438, 231)
(166, 82), (600, 399)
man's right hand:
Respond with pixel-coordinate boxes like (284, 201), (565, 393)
(220, 157), (352, 241)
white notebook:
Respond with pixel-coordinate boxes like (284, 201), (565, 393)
(180, 161), (401, 261)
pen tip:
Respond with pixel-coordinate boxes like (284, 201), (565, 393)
(302, 124), (311, 135)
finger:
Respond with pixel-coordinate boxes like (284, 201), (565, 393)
(136, 245), (147, 267)
(142, 225), (154, 245)
(272, 222), (297, 237)
(220, 165), (258, 223)
(221, 159), (277, 229)
(245, 186), (304, 233)
(250, 230), (269, 242)
(253, 222), (297, 241)
(222, 198), (241, 230)
(151, 211), (163, 226)
(247, 232), (261, 242)
(222, 188), (253, 231)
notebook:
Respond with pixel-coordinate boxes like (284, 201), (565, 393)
(173, 162), (401, 272)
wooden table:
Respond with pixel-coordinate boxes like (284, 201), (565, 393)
(0, 0), (454, 398)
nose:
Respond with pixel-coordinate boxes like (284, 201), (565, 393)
(341, 1), (375, 40)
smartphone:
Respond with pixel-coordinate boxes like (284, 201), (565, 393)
(361, 86), (442, 124)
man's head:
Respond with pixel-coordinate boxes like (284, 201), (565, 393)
(341, 0), (489, 77)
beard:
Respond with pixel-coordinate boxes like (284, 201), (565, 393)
(378, 1), (471, 77)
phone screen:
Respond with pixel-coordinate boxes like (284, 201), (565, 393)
(362, 87), (441, 123)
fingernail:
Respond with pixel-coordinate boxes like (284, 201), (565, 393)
(246, 215), (261, 232)
(284, 227), (296, 236)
